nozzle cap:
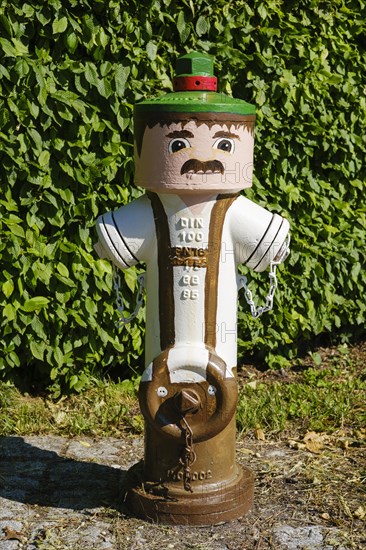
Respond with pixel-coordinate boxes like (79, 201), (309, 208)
(174, 51), (217, 91)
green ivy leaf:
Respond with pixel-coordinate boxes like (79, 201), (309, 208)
(12, 39), (28, 56)
(38, 150), (50, 167)
(0, 38), (17, 57)
(195, 16), (208, 37)
(66, 31), (78, 53)
(53, 346), (64, 367)
(85, 296), (97, 315)
(52, 17), (68, 34)
(2, 279), (14, 298)
(177, 11), (190, 42)
(57, 262), (69, 278)
(124, 269), (137, 292)
(30, 340), (45, 361)
(23, 297), (50, 312)
(146, 41), (157, 61)
(85, 63), (99, 86)
(3, 303), (16, 321)
(114, 65), (130, 97)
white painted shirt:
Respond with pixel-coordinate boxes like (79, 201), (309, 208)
(96, 193), (289, 377)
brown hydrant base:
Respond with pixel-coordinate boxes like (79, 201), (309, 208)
(126, 463), (254, 526)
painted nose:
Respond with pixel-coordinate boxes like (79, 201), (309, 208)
(174, 389), (201, 415)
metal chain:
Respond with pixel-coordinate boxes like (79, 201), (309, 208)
(179, 416), (197, 492)
(113, 266), (146, 327)
(239, 235), (290, 319)
(238, 263), (278, 319)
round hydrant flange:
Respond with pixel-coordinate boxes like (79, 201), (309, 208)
(126, 463), (254, 526)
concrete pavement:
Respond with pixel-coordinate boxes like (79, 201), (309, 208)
(0, 435), (352, 549)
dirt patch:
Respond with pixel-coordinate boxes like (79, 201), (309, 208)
(112, 433), (366, 549)
(0, 433), (364, 549)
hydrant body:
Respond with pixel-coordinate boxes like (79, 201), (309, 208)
(95, 52), (290, 524)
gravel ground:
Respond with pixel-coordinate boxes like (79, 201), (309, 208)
(0, 434), (364, 549)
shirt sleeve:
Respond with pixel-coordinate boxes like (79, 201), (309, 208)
(230, 195), (290, 272)
(95, 194), (155, 269)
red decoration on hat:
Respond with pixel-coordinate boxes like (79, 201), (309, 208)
(173, 75), (218, 92)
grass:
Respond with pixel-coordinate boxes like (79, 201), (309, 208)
(0, 342), (365, 438)
(237, 342), (366, 436)
(0, 377), (143, 437)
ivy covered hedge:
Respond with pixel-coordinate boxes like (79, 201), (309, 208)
(1, 0), (365, 393)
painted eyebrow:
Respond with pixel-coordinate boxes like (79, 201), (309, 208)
(212, 131), (240, 139)
(166, 130), (194, 138)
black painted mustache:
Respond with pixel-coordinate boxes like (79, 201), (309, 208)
(180, 159), (225, 175)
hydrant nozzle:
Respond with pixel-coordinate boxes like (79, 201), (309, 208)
(174, 389), (201, 415)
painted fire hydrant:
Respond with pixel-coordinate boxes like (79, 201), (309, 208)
(95, 52), (290, 525)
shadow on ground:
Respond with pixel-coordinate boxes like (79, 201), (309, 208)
(0, 436), (127, 511)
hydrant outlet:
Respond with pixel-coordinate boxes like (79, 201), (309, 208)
(174, 389), (201, 415)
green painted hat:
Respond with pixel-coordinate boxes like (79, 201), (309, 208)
(134, 51), (256, 118)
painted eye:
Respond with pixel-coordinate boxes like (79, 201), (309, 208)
(168, 138), (191, 153)
(213, 138), (235, 153)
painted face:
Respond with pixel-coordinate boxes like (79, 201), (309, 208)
(134, 120), (254, 194)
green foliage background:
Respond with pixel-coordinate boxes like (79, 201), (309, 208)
(1, 0), (365, 393)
